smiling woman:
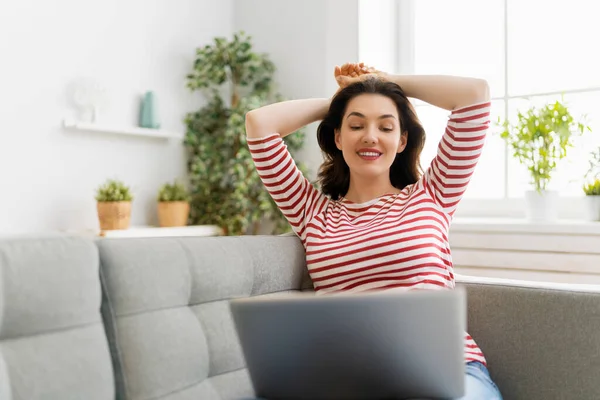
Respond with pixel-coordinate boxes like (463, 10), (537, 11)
(244, 65), (501, 399)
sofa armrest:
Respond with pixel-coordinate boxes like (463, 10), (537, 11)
(456, 274), (600, 400)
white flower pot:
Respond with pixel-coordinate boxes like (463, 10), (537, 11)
(584, 196), (600, 221)
(524, 190), (559, 222)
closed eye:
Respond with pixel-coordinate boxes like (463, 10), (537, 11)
(381, 127), (393, 132)
(350, 126), (363, 130)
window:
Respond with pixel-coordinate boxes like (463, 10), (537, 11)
(392, 0), (600, 205)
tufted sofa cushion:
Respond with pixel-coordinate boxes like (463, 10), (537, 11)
(0, 234), (115, 400)
(97, 235), (311, 400)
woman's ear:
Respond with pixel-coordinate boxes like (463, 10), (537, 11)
(335, 129), (342, 150)
(397, 131), (408, 153)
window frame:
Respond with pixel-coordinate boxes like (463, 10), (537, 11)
(392, 0), (600, 219)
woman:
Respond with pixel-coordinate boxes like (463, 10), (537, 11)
(245, 63), (502, 400)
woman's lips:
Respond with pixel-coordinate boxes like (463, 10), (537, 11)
(357, 151), (382, 161)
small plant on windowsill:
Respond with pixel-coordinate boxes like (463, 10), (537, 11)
(95, 179), (133, 230)
(497, 99), (591, 221)
(582, 147), (600, 221)
(157, 180), (191, 227)
(583, 179), (600, 196)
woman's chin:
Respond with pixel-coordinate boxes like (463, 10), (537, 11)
(348, 164), (390, 178)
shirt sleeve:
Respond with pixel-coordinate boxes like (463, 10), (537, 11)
(247, 133), (330, 243)
(421, 101), (491, 217)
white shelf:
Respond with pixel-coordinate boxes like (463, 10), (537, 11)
(62, 119), (184, 140)
(64, 225), (223, 238)
(98, 225), (223, 238)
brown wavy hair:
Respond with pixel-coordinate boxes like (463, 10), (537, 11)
(316, 77), (426, 200)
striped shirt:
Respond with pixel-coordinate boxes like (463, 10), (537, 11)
(248, 101), (491, 365)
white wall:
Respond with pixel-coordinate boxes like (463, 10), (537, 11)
(0, 0), (362, 234)
(0, 0), (233, 234)
(234, 0), (359, 180)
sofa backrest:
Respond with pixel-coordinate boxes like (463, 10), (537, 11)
(99, 234), (600, 400)
(4, 233), (599, 400)
(0, 234), (115, 400)
(97, 235), (310, 400)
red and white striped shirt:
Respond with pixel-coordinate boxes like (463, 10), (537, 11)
(248, 101), (491, 365)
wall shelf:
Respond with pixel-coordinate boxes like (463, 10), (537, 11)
(98, 225), (223, 238)
(68, 225), (223, 238)
(62, 119), (184, 140)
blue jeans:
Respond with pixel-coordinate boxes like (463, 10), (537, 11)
(250, 361), (503, 400)
(453, 361), (503, 400)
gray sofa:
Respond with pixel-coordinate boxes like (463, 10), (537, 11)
(1, 233), (599, 400)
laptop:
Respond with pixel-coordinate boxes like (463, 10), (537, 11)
(229, 288), (467, 400)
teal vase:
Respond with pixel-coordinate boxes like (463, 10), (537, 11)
(139, 91), (160, 129)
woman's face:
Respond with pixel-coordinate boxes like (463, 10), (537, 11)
(335, 93), (407, 179)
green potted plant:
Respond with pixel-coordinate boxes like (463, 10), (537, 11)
(583, 147), (600, 221)
(95, 179), (133, 230)
(184, 31), (308, 235)
(157, 180), (191, 227)
(498, 99), (590, 221)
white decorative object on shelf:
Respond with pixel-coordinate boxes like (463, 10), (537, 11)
(62, 119), (183, 140)
(67, 77), (109, 123)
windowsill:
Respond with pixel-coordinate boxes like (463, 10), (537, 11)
(454, 197), (599, 223)
(451, 217), (600, 236)
(449, 217), (600, 285)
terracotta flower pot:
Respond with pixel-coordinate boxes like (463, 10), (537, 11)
(158, 201), (190, 227)
(97, 201), (131, 230)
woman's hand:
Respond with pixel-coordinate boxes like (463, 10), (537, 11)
(335, 65), (489, 110)
(334, 62), (388, 91)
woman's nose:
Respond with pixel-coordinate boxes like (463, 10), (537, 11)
(361, 130), (378, 144)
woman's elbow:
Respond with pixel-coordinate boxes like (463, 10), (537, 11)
(453, 79), (490, 111)
(473, 79), (490, 103)
(245, 110), (260, 137)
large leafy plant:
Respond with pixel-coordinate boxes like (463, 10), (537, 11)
(498, 100), (590, 192)
(184, 31), (308, 235)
